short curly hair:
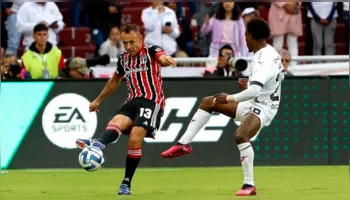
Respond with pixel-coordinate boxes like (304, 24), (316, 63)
(246, 18), (271, 40)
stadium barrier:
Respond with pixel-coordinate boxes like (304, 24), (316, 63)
(91, 55), (349, 78)
(1, 76), (349, 169)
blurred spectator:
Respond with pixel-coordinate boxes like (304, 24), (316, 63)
(165, 2), (194, 57)
(344, 2), (349, 54)
(71, 2), (81, 27)
(142, 2), (180, 56)
(21, 24), (65, 79)
(203, 44), (241, 77)
(16, 2), (65, 51)
(99, 26), (125, 59)
(241, 7), (259, 26)
(1, 53), (21, 80)
(280, 48), (294, 76)
(195, 2), (218, 57)
(201, 2), (248, 58)
(1, 3), (8, 56)
(176, 2), (197, 21)
(84, 1), (123, 52)
(238, 2), (258, 12)
(4, 2), (24, 55)
(269, 2), (302, 67)
(58, 57), (90, 79)
(307, 2), (338, 55)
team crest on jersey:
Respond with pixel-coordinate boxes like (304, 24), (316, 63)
(140, 55), (148, 62)
(140, 58), (147, 67)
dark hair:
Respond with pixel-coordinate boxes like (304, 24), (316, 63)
(246, 17), (271, 40)
(109, 26), (120, 34)
(219, 44), (234, 56)
(33, 23), (48, 33)
(215, 2), (241, 21)
(121, 24), (140, 34)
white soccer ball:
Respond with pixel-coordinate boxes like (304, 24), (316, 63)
(78, 146), (105, 172)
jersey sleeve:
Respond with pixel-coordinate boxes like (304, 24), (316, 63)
(148, 45), (167, 62)
(114, 55), (125, 79)
(249, 61), (271, 88)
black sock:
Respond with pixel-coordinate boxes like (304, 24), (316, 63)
(122, 148), (142, 188)
(98, 125), (120, 145)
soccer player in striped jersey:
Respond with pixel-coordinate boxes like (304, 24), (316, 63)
(76, 24), (176, 195)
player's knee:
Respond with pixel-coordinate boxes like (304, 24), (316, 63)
(234, 131), (249, 144)
(108, 115), (132, 130)
(199, 96), (214, 111)
(128, 127), (147, 149)
(128, 135), (142, 149)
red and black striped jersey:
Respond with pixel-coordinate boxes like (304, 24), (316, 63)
(114, 43), (166, 109)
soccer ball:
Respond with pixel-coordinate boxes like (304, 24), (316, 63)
(78, 146), (105, 172)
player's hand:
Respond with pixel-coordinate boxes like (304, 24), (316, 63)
(238, 78), (248, 90)
(159, 55), (176, 67)
(213, 93), (228, 106)
(89, 99), (101, 112)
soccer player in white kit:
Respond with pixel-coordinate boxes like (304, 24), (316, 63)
(161, 18), (284, 196)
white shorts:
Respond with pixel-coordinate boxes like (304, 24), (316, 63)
(235, 101), (276, 131)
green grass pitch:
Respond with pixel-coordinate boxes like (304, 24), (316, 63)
(1, 166), (348, 200)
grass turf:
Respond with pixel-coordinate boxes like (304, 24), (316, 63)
(1, 166), (349, 200)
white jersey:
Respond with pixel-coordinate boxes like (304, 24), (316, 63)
(247, 44), (284, 121)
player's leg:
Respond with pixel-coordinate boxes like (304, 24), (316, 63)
(118, 126), (147, 195)
(76, 101), (136, 150)
(234, 113), (261, 196)
(119, 99), (162, 195)
(161, 94), (238, 158)
(76, 115), (133, 150)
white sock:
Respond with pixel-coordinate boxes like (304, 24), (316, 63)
(178, 109), (211, 144)
(237, 142), (255, 186)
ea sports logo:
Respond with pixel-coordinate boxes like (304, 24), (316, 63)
(42, 93), (98, 149)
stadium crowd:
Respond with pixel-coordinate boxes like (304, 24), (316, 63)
(0, 2), (349, 80)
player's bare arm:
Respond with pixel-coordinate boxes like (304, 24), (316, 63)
(90, 75), (122, 112)
(158, 55), (176, 67)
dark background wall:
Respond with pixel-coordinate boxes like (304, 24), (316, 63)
(5, 77), (349, 169)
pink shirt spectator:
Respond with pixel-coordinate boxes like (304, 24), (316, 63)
(222, 20), (235, 44)
(268, 2), (303, 36)
(201, 16), (248, 57)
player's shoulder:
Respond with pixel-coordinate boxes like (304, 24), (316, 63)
(144, 44), (162, 51)
(256, 45), (280, 63)
(144, 44), (164, 55)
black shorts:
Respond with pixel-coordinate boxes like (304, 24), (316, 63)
(116, 98), (163, 138)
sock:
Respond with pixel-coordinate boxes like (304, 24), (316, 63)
(122, 148), (142, 188)
(98, 125), (121, 145)
(237, 142), (255, 186)
(178, 109), (211, 144)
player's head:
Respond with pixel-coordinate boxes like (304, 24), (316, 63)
(245, 18), (271, 52)
(33, 23), (49, 46)
(121, 24), (143, 57)
(217, 44), (234, 68)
